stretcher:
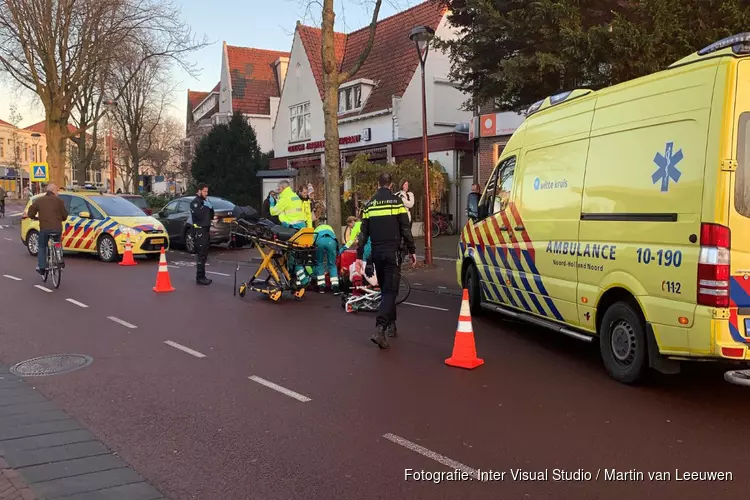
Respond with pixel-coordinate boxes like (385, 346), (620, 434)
(229, 207), (316, 302)
(340, 274), (411, 313)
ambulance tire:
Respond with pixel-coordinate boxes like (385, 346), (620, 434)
(463, 264), (482, 316)
(599, 302), (648, 384)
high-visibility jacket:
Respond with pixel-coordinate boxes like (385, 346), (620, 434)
(314, 224), (337, 241)
(270, 187), (305, 227)
(301, 198), (313, 228)
(344, 221), (361, 248)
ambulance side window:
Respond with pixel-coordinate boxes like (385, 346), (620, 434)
(479, 156), (516, 219)
(736, 113), (750, 217)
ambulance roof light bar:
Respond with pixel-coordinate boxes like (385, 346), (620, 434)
(698, 33), (750, 56)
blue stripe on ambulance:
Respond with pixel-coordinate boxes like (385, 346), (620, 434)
(481, 245), (518, 308)
(522, 251), (565, 321)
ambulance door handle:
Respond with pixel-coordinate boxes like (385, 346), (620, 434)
(514, 226), (525, 231)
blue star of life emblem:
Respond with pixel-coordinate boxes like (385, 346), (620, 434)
(652, 142), (683, 192)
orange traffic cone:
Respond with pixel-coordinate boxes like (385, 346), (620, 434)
(152, 247), (175, 293)
(445, 289), (484, 369)
(119, 234), (137, 266)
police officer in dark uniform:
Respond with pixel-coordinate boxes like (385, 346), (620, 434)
(190, 182), (214, 286)
(356, 172), (417, 349)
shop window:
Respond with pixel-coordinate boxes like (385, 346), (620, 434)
(290, 102), (310, 142)
(338, 85), (362, 113)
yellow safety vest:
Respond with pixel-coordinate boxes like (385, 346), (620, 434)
(345, 221), (362, 248)
(270, 187), (305, 226)
(301, 199), (313, 228)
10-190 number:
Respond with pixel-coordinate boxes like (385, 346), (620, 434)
(636, 248), (683, 267)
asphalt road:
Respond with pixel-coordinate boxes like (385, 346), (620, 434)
(0, 218), (749, 499)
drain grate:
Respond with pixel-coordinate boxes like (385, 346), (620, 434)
(10, 354), (93, 377)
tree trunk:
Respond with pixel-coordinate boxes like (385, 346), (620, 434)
(131, 153), (140, 194)
(321, 0), (341, 230)
(45, 112), (68, 187)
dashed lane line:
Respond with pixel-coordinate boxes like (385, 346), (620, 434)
(66, 298), (89, 308)
(248, 376), (311, 402)
(107, 316), (138, 329)
(4, 237), (12, 241)
(164, 340), (206, 358)
(10, 212), (23, 217)
(382, 433), (485, 481)
(403, 302), (449, 312)
(3, 275), (21, 281)
(34, 285), (52, 293)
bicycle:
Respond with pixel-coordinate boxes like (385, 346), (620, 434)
(41, 236), (64, 289)
(431, 212), (454, 236)
(341, 274), (411, 313)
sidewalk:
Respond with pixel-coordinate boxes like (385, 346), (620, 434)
(0, 364), (165, 499)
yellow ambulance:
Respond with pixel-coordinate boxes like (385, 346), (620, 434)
(458, 33), (750, 384)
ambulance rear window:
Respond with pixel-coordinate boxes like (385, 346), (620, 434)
(735, 113), (750, 217)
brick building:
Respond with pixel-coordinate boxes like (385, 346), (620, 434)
(469, 101), (525, 184)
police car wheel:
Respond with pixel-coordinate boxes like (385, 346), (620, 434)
(26, 230), (39, 256)
(463, 264), (482, 316)
(97, 235), (118, 263)
(599, 302), (649, 384)
(184, 228), (196, 254)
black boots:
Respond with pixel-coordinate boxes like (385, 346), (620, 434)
(197, 277), (212, 286)
(371, 326), (389, 349)
(385, 324), (398, 338)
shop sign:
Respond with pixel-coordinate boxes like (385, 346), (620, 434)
(287, 134), (362, 152)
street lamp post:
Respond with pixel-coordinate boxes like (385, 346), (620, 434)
(30, 132), (41, 195)
(104, 99), (118, 193)
(409, 25), (435, 266)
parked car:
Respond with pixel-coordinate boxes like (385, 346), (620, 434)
(118, 194), (152, 215)
(155, 196), (242, 253)
(21, 189), (169, 262)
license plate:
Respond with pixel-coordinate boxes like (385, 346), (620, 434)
(151, 238), (165, 245)
(223, 217), (235, 223)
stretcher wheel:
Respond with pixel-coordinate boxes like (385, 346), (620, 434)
(269, 290), (282, 302)
(345, 302), (356, 313)
(294, 288), (305, 300)
(239, 283), (247, 298)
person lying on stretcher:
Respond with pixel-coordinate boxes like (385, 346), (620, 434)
(345, 233), (377, 288)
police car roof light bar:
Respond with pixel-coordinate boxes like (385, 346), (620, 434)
(698, 33), (750, 56)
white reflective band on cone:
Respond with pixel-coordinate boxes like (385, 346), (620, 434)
(457, 320), (472, 332)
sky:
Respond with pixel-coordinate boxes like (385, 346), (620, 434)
(0, 0), (417, 129)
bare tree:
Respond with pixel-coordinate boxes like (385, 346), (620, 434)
(112, 51), (171, 193)
(0, 0), (207, 187)
(319, 0), (382, 228)
(7, 103), (22, 195)
(144, 116), (182, 178)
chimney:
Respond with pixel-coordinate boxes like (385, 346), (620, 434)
(273, 56), (290, 93)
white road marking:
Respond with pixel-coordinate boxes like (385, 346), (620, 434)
(403, 302), (449, 312)
(10, 212), (23, 217)
(107, 316), (137, 329)
(206, 271), (230, 277)
(416, 255), (455, 262)
(168, 265), (180, 269)
(4, 237), (12, 241)
(34, 285), (52, 293)
(248, 376), (311, 402)
(382, 433), (485, 481)
(3, 275), (21, 281)
(66, 298), (89, 308)
(164, 340), (206, 358)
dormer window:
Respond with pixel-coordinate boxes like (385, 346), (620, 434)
(339, 85), (362, 113)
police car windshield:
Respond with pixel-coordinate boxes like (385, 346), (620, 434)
(89, 196), (147, 217)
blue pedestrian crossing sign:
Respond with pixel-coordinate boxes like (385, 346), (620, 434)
(30, 163), (49, 182)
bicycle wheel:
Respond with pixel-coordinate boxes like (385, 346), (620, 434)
(396, 275), (411, 304)
(444, 221), (455, 236)
(51, 264), (61, 289)
(431, 219), (441, 237)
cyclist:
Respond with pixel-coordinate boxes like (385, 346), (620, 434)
(0, 185), (6, 217)
(27, 183), (68, 275)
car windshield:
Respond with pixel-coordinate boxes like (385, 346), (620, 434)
(207, 197), (234, 210)
(89, 196), (148, 217)
(123, 196), (147, 209)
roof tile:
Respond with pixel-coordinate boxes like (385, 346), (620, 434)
(297, 0), (445, 115)
(226, 46), (290, 115)
(188, 90), (210, 112)
(24, 121), (78, 134)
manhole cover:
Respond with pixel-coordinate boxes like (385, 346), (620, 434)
(10, 354), (93, 377)
(725, 369), (750, 387)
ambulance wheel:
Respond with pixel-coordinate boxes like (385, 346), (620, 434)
(463, 263), (482, 316)
(26, 230), (39, 256)
(599, 302), (648, 384)
(97, 235), (118, 262)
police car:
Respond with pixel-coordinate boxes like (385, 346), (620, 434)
(21, 187), (169, 262)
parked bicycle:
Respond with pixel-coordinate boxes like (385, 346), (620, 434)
(431, 212), (454, 236)
(42, 236), (64, 289)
